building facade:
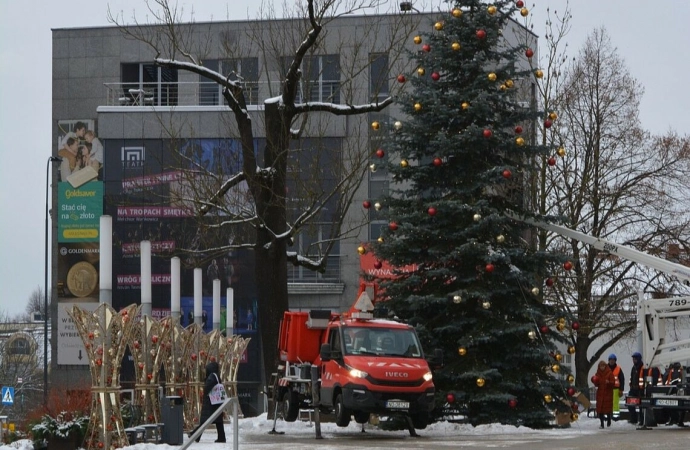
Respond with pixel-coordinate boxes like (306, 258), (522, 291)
(51, 10), (537, 414)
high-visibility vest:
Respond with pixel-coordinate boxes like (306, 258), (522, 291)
(635, 366), (661, 389)
(612, 365), (621, 388)
(665, 367), (683, 385)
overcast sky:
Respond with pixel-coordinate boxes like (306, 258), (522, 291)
(1, 0), (688, 318)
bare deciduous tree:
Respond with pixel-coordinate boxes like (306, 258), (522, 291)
(543, 27), (690, 388)
(109, 0), (417, 384)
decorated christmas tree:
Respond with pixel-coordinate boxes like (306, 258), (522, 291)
(370, 0), (573, 427)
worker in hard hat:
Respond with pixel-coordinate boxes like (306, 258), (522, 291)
(607, 354), (624, 421)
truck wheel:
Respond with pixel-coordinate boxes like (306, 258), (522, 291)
(282, 390), (300, 422)
(354, 411), (370, 424)
(334, 393), (351, 427)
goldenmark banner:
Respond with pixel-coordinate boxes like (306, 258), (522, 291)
(58, 180), (103, 242)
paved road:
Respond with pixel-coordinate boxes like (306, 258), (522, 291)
(229, 423), (690, 449)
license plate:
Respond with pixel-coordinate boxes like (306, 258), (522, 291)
(386, 400), (410, 410)
(656, 399), (678, 406)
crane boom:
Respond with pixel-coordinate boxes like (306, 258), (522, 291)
(511, 213), (690, 284)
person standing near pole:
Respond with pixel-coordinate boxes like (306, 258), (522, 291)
(608, 354), (624, 421)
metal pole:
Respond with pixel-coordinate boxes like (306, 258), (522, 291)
(44, 156), (61, 407)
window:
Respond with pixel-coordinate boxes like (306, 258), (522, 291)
(369, 53), (389, 101)
(199, 58), (259, 106)
(121, 63), (178, 106)
(281, 54), (340, 103)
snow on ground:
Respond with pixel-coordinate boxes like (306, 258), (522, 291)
(0, 413), (629, 450)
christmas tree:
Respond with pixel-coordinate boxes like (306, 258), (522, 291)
(371, 0), (571, 427)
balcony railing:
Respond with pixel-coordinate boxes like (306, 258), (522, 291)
(103, 80), (341, 108)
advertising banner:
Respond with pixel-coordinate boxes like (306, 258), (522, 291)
(57, 180), (103, 243)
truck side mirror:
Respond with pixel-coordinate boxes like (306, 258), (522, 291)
(429, 348), (443, 369)
(320, 343), (332, 362)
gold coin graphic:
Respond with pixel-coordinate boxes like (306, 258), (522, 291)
(67, 261), (98, 297)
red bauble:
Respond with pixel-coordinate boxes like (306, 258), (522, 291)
(446, 393), (456, 404)
(431, 72), (440, 81)
(397, 74), (406, 83)
(483, 129), (492, 138)
(563, 261), (573, 271)
(485, 263), (495, 273)
(545, 277), (554, 287)
(548, 157), (556, 166)
(572, 321), (580, 331)
(502, 169), (512, 179)
(388, 222), (399, 231)
(514, 125), (523, 134)
(525, 48), (534, 58)
(571, 403), (579, 412)
(191, 353), (197, 361)
(508, 398), (518, 408)
(540, 325), (549, 334)
(376, 148), (385, 158)
(210, 356), (216, 362)
(516, 0), (524, 7)
(544, 119), (552, 128)
(591, 375), (599, 384)
(567, 387), (576, 396)
(422, 44), (431, 52)
(151, 335), (159, 344)
(476, 29), (486, 39)
(428, 207), (437, 216)
(433, 157), (443, 167)
(374, 261), (383, 269)
(362, 200), (371, 209)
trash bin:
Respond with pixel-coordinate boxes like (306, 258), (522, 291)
(161, 396), (184, 445)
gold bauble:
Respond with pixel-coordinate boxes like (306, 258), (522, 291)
(500, 84), (507, 91)
(567, 345), (576, 355)
(413, 35), (422, 44)
(461, 102), (470, 110)
(414, 103), (422, 111)
(528, 330), (537, 340)
(535, 69), (544, 79)
(357, 246), (366, 255)
(520, 7), (529, 17)
(487, 5), (497, 15)
(400, 159), (409, 168)
(371, 121), (380, 130)
(476, 377), (485, 387)
(374, 202), (382, 211)
(453, 295), (462, 304)
(567, 374), (575, 383)
(434, 21), (444, 31)
(488, 72), (497, 82)
(551, 364), (560, 373)
(394, 121), (403, 130)
(482, 301), (491, 310)
(544, 394), (552, 403)
(496, 234), (505, 243)
(557, 317), (566, 324)
(557, 146), (566, 157)
(452, 42), (461, 51)
(515, 137), (525, 146)
(452, 8), (463, 18)
(531, 287), (540, 296)
(458, 347), (467, 356)
(571, 413), (579, 421)
(555, 353), (563, 362)
(369, 163), (377, 172)
(549, 111), (558, 121)
(505, 79), (514, 88)
(473, 213), (482, 222)
(556, 323), (565, 332)
(377, 236), (384, 243)
(417, 67), (426, 76)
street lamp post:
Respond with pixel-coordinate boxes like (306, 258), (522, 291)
(44, 155), (61, 406)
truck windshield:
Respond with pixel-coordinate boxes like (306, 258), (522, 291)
(342, 326), (423, 358)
